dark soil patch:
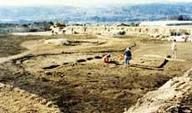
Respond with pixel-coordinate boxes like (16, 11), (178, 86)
(0, 35), (48, 57)
(0, 62), (178, 113)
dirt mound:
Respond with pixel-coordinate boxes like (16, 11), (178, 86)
(0, 82), (61, 113)
(44, 39), (70, 46)
(124, 68), (192, 113)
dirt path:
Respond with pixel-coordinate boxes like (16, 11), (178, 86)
(12, 32), (53, 36)
(0, 51), (32, 64)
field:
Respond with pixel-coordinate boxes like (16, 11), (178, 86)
(0, 34), (192, 113)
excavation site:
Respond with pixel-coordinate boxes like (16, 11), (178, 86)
(0, 32), (192, 113)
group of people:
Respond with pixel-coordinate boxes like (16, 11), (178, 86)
(103, 39), (177, 65)
(103, 47), (132, 65)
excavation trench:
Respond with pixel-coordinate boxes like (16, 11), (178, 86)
(1, 38), (177, 75)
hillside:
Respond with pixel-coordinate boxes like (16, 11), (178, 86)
(1, 3), (192, 24)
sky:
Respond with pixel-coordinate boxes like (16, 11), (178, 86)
(0, 0), (192, 7)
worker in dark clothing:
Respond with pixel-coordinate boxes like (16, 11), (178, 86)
(124, 47), (132, 65)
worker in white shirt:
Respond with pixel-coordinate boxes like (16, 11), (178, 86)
(171, 39), (177, 59)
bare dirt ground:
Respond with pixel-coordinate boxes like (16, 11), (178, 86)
(0, 34), (192, 113)
(124, 67), (192, 113)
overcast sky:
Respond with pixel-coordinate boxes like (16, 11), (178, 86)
(0, 0), (192, 7)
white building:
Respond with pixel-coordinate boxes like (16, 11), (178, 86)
(139, 21), (192, 27)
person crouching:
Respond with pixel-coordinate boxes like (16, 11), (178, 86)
(103, 53), (111, 64)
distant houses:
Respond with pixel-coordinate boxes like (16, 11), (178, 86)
(2, 20), (192, 40)
(49, 21), (192, 40)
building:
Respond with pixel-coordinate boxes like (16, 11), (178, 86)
(139, 21), (192, 27)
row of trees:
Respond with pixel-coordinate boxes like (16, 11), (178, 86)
(169, 15), (192, 21)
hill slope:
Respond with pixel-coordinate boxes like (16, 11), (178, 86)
(0, 3), (192, 23)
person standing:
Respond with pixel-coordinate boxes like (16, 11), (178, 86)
(171, 39), (177, 59)
(124, 47), (132, 65)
